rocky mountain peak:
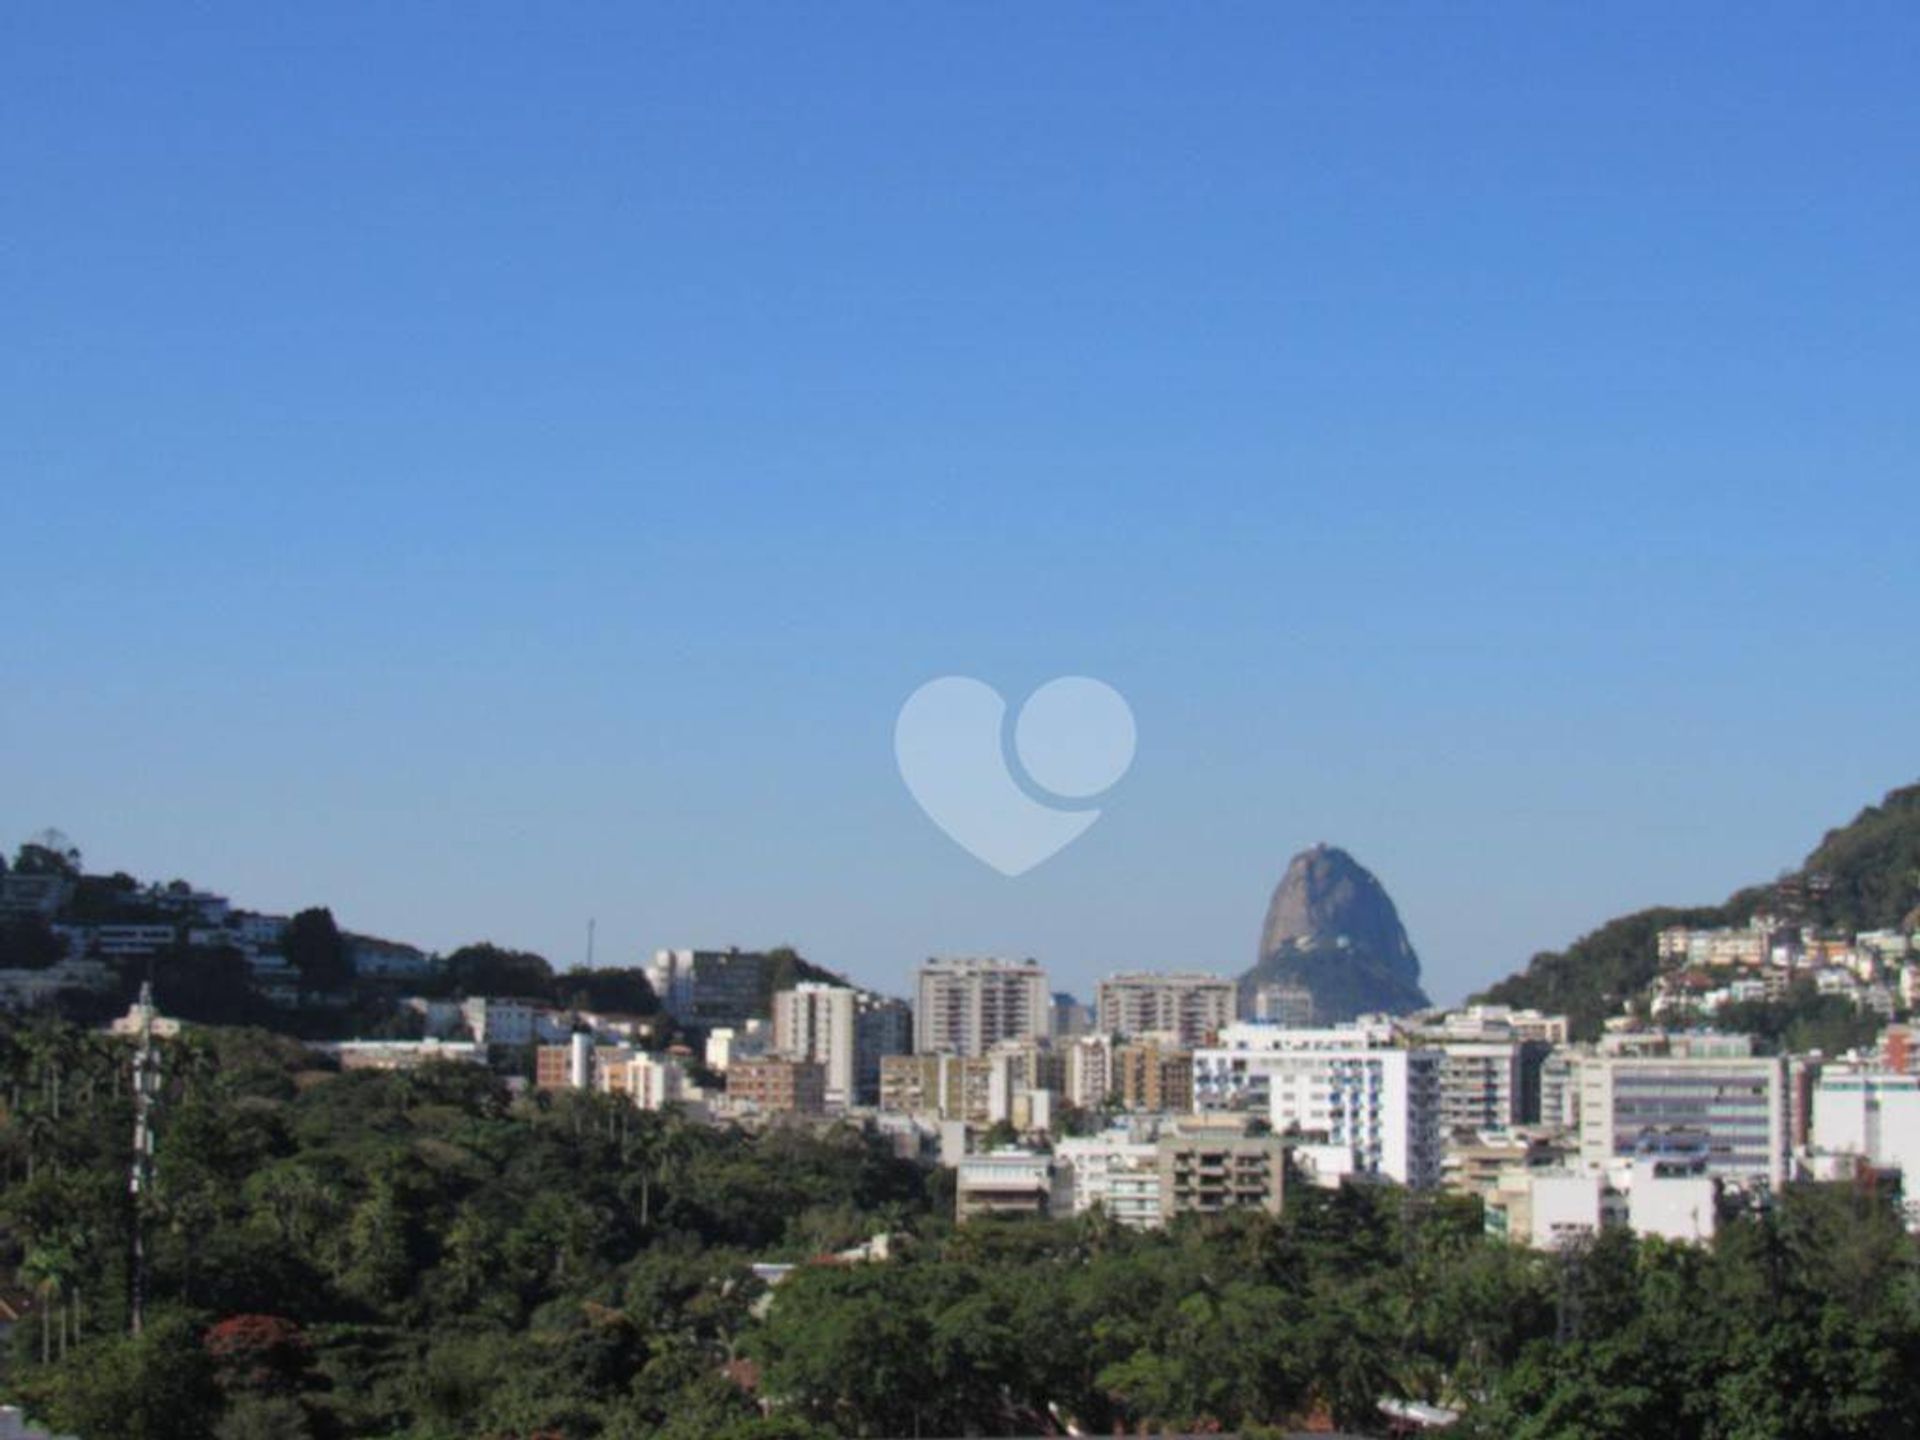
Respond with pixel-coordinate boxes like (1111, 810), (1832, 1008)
(1240, 845), (1430, 1022)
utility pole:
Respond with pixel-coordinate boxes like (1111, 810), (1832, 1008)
(586, 917), (596, 969)
(128, 980), (162, 1337)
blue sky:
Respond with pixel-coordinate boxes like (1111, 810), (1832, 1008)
(5, 6), (1917, 1004)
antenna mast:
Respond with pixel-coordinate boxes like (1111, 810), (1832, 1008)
(128, 981), (162, 1336)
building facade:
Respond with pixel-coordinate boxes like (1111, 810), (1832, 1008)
(1157, 1117), (1287, 1218)
(726, 1056), (827, 1116)
(1194, 1022), (1445, 1188)
(1095, 972), (1235, 1048)
(1575, 1051), (1793, 1188)
(915, 956), (1049, 1057)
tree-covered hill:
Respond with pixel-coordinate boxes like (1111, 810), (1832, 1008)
(1478, 780), (1920, 1038)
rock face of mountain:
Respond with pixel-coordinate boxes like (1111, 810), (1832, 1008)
(1241, 844), (1431, 1022)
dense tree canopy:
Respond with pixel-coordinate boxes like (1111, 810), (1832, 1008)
(2, 1017), (1919, 1437)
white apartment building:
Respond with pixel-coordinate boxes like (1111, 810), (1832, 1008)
(619, 1052), (693, 1111)
(1064, 1033), (1115, 1109)
(1811, 1069), (1920, 1224)
(1194, 1022), (1445, 1188)
(1095, 972), (1235, 1048)
(1054, 1128), (1162, 1226)
(705, 1019), (772, 1073)
(461, 996), (537, 1047)
(1575, 1051), (1793, 1188)
(915, 956), (1049, 1057)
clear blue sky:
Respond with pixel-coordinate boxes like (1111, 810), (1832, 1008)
(5, 6), (1917, 1005)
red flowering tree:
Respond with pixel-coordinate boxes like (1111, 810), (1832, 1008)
(202, 1314), (313, 1395)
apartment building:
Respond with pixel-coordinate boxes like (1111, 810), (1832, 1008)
(1811, 1069), (1920, 1222)
(915, 956), (1049, 1057)
(1158, 1117), (1287, 1218)
(1064, 1033), (1115, 1109)
(1054, 1127), (1162, 1228)
(772, 982), (912, 1107)
(725, 1056), (827, 1116)
(647, 948), (772, 1028)
(774, 983), (857, 1106)
(983, 1039), (1064, 1128)
(1095, 972), (1235, 1048)
(461, 996), (536, 1047)
(618, 1052), (693, 1111)
(1112, 1039), (1194, 1113)
(880, 1052), (994, 1125)
(1194, 1021), (1445, 1188)
(956, 1151), (1056, 1221)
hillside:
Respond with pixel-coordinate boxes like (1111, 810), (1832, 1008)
(1477, 780), (1920, 1038)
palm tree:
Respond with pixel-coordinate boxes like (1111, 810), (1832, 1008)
(20, 1240), (74, 1364)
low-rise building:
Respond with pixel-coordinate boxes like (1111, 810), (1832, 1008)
(461, 996), (537, 1048)
(328, 1039), (486, 1071)
(727, 1056), (826, 1116)
(956, 1150), (1055, 1221)
(705, 1019), (773, 1073)
(1811, 1068), (1920, 1226)
(880, 1052), (992, 1123)
(346, 936), (439, 981)
(1157, 1116), (1286, 1219)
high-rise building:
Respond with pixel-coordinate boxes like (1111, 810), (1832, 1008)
(915, 956), (1049, 1057)
(646, 948), (772, 1028)
(1193, 1022), (1445, 1188)
(853, 992), (913, 1106)
(774, 983), (856, 1105)
(1408, 1007), (1569, 1126)
(773, 983), (907, 1108)
(1095, 972), (1235, 1048)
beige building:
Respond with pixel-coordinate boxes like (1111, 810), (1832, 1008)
(1113, 1039), (1194, 1113)
(1158, 1117), (1286, 1218)
(915, 956), (1049, 1057)
(879, 1052), (994, 1124)
(1095, 972), (1235, 1048)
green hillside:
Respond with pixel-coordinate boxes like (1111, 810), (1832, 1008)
(1477, 780), (1920, 1039)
